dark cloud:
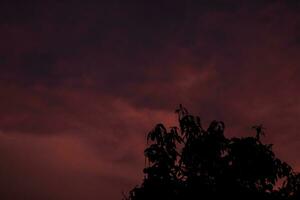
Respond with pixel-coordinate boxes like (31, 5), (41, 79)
(0, 1), (300, 200)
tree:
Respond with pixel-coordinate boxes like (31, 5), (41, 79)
(124, 105), (300, 200)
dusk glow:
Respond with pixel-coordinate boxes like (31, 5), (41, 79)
(0, 1), (299, 199)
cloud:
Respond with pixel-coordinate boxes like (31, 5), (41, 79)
(0, 1), (300, 199)
(0, 131), (141, 200)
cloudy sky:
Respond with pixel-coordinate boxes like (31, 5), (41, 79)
(0, 1), (300, 199)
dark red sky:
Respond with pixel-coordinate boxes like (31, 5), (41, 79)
(0, 1), (300, 199)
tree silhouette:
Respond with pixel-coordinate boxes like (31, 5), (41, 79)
(124, 106), (300, 200)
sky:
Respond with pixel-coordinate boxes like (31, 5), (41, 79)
(0, 1), (300, 199)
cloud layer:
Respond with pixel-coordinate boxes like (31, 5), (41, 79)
(0, 1), (300, 199)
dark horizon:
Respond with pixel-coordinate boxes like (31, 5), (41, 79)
(0, 1), (300, 200)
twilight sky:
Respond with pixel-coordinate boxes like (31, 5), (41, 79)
(0, 1), (300, 199)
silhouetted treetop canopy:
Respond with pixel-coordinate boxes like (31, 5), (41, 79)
(124, 105), (300, 200)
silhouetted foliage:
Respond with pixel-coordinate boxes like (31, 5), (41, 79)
(124, 105), (300, 200)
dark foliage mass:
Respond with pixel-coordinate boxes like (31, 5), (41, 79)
(124, 105), (300, 200)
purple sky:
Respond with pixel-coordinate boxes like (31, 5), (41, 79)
(0, 1), (300, 199)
